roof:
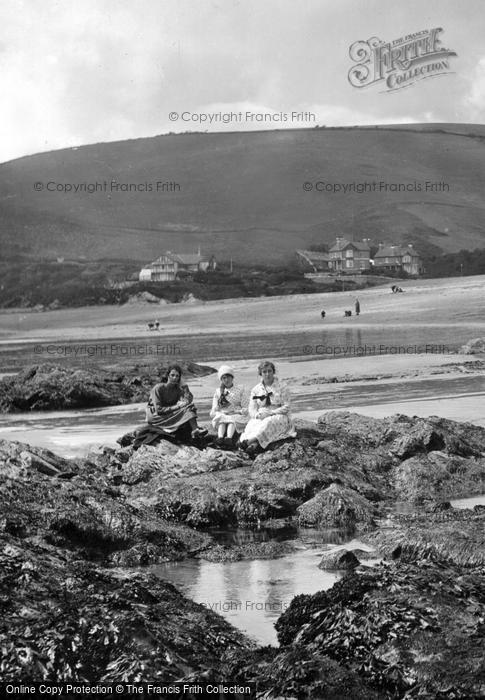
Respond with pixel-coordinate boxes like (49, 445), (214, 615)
(149, 252), (209, 266)
(374, 245), (420, 259)
(296, 249), (331, 262)
(329, 239), (370, 252)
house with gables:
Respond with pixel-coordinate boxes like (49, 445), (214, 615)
(328, 238), (371, 273)
(139, 251), (217, 282)
(373, 244), (422, 275)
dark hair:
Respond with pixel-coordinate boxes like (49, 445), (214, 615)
(161, 363), (183, 383)
(258, 360), (275, 375)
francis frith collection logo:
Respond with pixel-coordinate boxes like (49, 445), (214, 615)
(348, 28), (457, 91)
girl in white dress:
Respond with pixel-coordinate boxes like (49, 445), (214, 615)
(239, 361), (296, 454)
(210, 365), (248, 447)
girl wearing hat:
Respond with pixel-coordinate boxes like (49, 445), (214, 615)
(210, 365), (248, 448)
(239, 360), (296, 455)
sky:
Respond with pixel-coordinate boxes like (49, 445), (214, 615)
(0, 0), (484, 163)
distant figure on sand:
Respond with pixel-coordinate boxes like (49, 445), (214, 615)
(355, 299), (360, 316)
(344, 310), (352, 317)
(210, 365), (248, 448)
(320, 310), (326, 319)
(132, 364), (208, 448)
(239, 361), (296, 455)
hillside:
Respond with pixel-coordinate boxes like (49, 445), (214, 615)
(1, 124), (484, 263)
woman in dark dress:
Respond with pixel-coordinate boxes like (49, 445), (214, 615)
(132, 364), (207, 448)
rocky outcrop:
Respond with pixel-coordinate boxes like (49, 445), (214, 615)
(0, 534), (252, 683)
(0, 438), (211, 566)
(366, 506), (485, 567)
(318, 411), (485, 458)
(200, 540), (296, 563)
(0, 361), (215, 412)
(392, 451), (485, 502)
(263, 561), (485, 698)
(297, 484), (376, 529)
(107, 414), (485, 529)
(2, 410), (485, 693)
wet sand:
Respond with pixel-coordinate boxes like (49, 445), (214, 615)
(1, 274), (485, 343)
(1, 275), (485, 455)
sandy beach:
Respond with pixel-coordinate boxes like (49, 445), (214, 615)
(1, 274), (485, 456)
(0, 274), (485, 343)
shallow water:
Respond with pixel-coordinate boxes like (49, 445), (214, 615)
(451, 494), (485, 509)
(153, 491), (485, 646)
(153, 535), (376, 646)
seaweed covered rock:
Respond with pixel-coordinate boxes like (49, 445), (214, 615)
(109, 414), (485, 529)
(0, 534), (252, 683)
(0, 361), (215, 412)
(118, 424), (391, 528)
(200, 540), (296, 563)
(367, 506), (485, 567)
(0, 438), (210, 565)
(318, 411), (485, 458)
(392, 451), (485, 502)
(221, 646), (382, 699)
(274, 561), (485, 698)
(297, 484), (376, 529)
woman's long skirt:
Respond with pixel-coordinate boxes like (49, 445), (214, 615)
(240, 414), (296, 449)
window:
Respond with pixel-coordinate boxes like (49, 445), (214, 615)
(345, 249), (353, 258)
(346, 260), (354, 268)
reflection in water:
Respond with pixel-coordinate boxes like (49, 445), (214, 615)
(154, 532), (374, 646)
(154, 548), (340, 646)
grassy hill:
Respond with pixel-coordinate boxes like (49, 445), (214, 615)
(1, 124), (484, 263)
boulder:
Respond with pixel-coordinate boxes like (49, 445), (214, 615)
(318, 548), (360, 570)
(392, 451), (485, 501)
(297, 484), (375, 528)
